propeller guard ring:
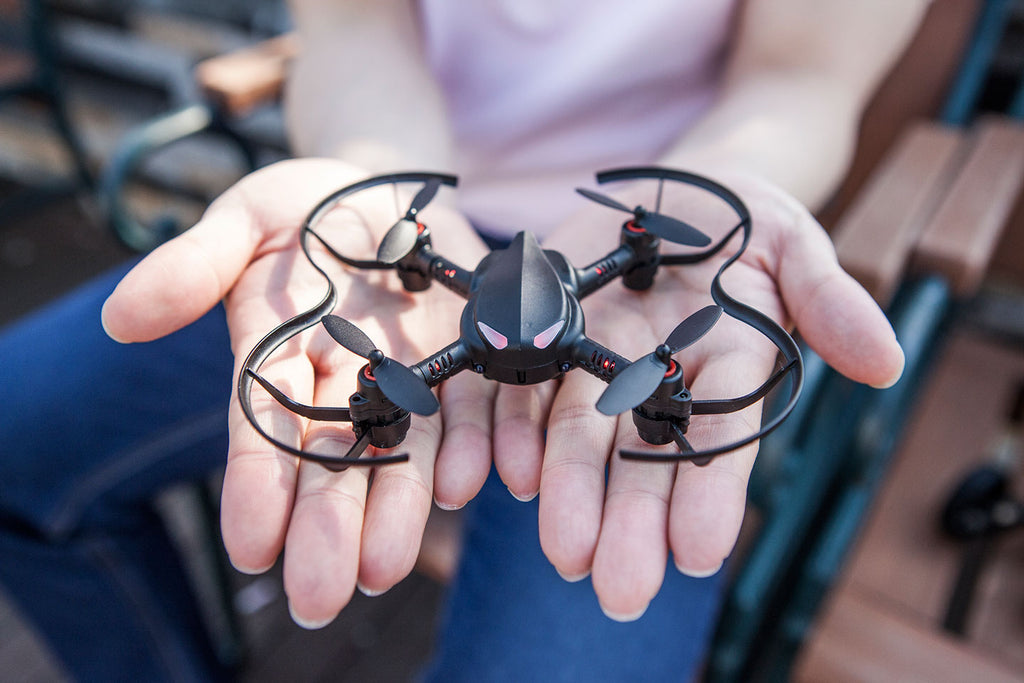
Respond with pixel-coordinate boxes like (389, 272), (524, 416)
(237, 172), (457, 469)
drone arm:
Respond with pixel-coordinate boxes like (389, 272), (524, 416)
(574, 244), (639, 298)
(246, 368), (352, 422)
(411, 340), (473, 388)
(305, 226), (393, 270)
(572, 335), (631, 384)
(691, 359), (798, 415)
(407, 245), (473, 298)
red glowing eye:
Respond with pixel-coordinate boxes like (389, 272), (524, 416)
(477, 321), (508, 350)
(602, 358), (611, 370)
(533, 320), (564, 349)
(416, 222), (426, 234)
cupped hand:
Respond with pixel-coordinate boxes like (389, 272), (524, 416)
(101, 159), (494, 627)
(491, 171), (905, 620)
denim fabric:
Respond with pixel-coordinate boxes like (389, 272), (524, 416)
(422, 467), (725, 683)
(0, 260), (724, 681)
(0, 263), (233, 681)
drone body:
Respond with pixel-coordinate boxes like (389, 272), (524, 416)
(240, 168), (803, 470)
(430, 230), (583, 387)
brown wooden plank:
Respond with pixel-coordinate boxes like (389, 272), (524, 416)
(969, 476), (1024, 672)
(844, 333), (1024, 627)
(832, 122), (964, 306)
(793, 585), (1024, 683)
(0, 0), (21, 17)
(0, 45), (34, 85)
(988, 189), (1024, 285)
(912, 117), (1024, 296)
(818, 0), (982, 232)
(194, 34), (298, 117)
(794, 331), (1024, 679)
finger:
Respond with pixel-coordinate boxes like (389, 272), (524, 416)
(101, 159), (366, 343)
(358, 411), (443, 595)
(492, 383), (556, 501)
(537, 372), (615, 580)
(220, 252), (331, 573)
(775, 205), (905, 388)
(221, 344), (309, 574)
(590, 426), (676, 621)
(279, 339), (384, 628)
(283, 430), (370, 629)
(433, 372), (496, 509)
(668, 346), (772, 576)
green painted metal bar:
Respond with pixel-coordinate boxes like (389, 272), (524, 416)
(940, 0), (1014, 125)
(99, 103), (258, 252)
(765, 276), (953, 678)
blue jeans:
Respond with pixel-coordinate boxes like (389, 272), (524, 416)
(0, 263), (724, 681)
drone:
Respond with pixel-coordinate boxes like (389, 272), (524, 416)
(239, 167), (803, 470)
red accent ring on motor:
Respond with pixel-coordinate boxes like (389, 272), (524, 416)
(625, 220), (646, 233)
(664, 360), (677, 378)
(363, 366), (375, 381)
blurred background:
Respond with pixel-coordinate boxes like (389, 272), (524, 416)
(0, 0), (1022, 681)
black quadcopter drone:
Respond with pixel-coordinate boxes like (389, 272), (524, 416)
(239, 167), (803, 470)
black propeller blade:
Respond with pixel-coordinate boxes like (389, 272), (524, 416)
(595, 305), (722, 416)
(575, 187), (712, 247)
(576, 187), (632, 213)
(322, 315), (440, 416)
(595, 351), (672, 417)
(407, 178), (442, 217)
(377, 179), (442, 264)
(665, 304), (722, 351)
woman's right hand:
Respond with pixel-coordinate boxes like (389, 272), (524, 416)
(102, 158), (495, 627)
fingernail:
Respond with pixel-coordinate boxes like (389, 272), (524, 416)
(99, 302), (129, 344)
(556, 568), (590, 583)
(508, 488), (538, 502)
(676, 559), (723, 578)
(357, 582), (390, 597)
(229, 558), (274, 576)
(870, 347), (905, 389)
(288, 602), (335, 630)
(600, 602), (649, 622)
(434, 499), (465, 511)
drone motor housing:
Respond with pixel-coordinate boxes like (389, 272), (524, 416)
(349, 367), (412, 450)
(630, 361), (693, 446)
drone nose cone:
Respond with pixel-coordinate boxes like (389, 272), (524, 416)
(474, 232), (568, 350)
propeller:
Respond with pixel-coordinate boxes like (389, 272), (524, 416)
(596, 305), (722, 416)
(377, 179), (442, 264)
(322, 314), (440, 416)
(575, 187), (712, 247)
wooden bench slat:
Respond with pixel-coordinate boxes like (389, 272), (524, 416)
(793, 584), (1024, 683)
(194, 33), (297, 117)
(0, 45), (34, 85)
(794, 333), (1024, 680)
(912, 117), (1024, 296)
(832, 122), (964, 306)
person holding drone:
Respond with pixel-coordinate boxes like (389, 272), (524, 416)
(1, 0), (919, 680)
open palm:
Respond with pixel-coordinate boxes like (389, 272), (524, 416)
(102, 158), (495, 627)
(488, 172), (904, 620)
